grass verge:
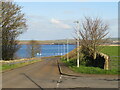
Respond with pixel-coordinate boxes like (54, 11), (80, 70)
(2, 59), (42, 72)
(61, 46), (119, 75)
(70, 66), (119, 75)
(62, 59), (119, 75)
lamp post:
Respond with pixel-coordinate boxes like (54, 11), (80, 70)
(74, 21), (80, 67)
(61, 45), (63, 59)
(63, 44), (65, 59)
(58, 41), (59, 56)
(67, 38), (69, 61)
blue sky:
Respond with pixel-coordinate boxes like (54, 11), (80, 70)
(15, 2), (118, 40)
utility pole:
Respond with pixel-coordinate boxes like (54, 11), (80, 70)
(67, 38), (69, 61)
(61, 45), (63, 59)
(74, 21), (80, 67)
(63, 44), (65, 59)
(58, 40), (59, 56)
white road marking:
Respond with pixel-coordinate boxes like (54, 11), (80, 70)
(56, 75), (63, 88)
(56, 83), (59, 88)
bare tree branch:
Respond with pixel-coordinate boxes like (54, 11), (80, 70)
(74, 17), (109, 60)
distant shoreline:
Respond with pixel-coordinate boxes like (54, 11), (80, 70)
(18, 43), (120, 46)
(18, 39), (76, 45)
(18, 38), (120, 45)
(19, 43), (76, 45)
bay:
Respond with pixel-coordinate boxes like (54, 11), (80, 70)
(16, 44), (76, 58)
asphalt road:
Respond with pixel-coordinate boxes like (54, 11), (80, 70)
(2, 57), (119, 89)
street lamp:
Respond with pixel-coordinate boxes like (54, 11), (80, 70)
(63, 44), (65, 59)
(58, 41), (60, 56)
(60, 45), (63, 59)
(67, 38), (69, 61)
(74, 21), (80, 67)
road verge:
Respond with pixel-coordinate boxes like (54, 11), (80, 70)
(57, 59), (118, 79)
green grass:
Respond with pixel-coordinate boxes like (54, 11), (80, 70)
(2, 59), (42, 71)
(100, 46), (119, 56)
(61, 46), (120, 74)
(71, 66), (119, 74)
(62, 59), (119, 75)
(1, 56), (59, 72)
(100, 46), (120, 70)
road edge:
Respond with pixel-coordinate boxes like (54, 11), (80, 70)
(57, 59), (119, 78)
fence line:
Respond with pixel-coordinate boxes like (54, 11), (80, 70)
(109, 56), (119, 70)
(1, 58), (40, 65)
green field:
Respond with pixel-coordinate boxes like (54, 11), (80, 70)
(100, 46), (119, 70)
(100, 46), (119, 56)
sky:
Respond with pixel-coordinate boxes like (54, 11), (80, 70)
(14, 0), (119, 2)
(14, 2), (118, 40)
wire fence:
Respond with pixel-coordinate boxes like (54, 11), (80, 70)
(109, 56), (120, 70)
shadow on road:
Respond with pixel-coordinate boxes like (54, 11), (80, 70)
(21, 73), (43, 90)
(98, 79), (120, 81)
(61, 73), (82, 77)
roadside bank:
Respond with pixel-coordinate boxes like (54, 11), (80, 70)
(57, 60), (119, 79)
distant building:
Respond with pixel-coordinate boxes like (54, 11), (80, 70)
(112, 40), (120, 44)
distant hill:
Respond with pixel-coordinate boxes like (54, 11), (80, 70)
(109, 38), (120, 41)
(18, 39), (76, 45)
(18, 38), (120, 45)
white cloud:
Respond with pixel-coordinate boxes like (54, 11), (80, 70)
(50, 18), (71, 29)
(51, 18), (60, 24)
(19, 16), (73, 40)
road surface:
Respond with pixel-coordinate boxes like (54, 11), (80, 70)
(2, 57), (119, 89)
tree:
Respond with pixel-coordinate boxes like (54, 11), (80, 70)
(27, 40), (41, 58)
(1, 2), (27, 60)
(74, 17), (109, 62)
(0, 2), (2, 59)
